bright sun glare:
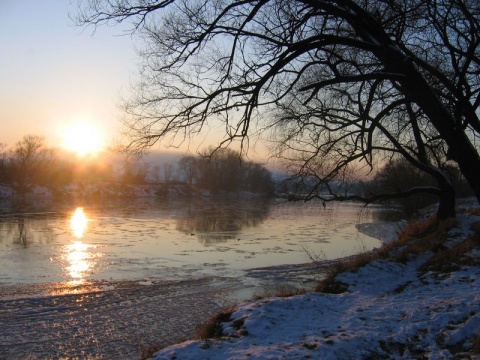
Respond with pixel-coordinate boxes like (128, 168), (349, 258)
(70, 207), (88, 238)
(61, 120), (104, 156)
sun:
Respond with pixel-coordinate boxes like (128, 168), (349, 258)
(61, 120), (105, 156)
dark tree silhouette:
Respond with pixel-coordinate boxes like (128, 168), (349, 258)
(77, 0), (480, 218)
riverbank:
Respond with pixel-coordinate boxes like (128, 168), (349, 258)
(151, 211), (480, 359)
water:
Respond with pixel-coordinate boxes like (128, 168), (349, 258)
(0, 196), (401, 358)
(0, 196), (395, 290)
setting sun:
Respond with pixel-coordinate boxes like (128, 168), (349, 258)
(61, 120), (105, 156)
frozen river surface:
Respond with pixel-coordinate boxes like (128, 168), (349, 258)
(0, 197), (400, 358)
(0, 277), (240, 359)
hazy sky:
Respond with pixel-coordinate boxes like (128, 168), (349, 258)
(0, 0), (270, 162)
(0, 0), (137, 150)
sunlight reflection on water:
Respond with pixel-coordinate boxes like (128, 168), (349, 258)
(70, 207), (88, 238)
(65, 241), (95, 279)
(61, 207), (100, 290)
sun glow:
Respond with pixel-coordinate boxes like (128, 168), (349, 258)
(61, 120), (105, 156)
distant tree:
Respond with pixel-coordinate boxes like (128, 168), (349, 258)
(178, 155), (198, 186)
(191, 147), (273, 194)
(243, 162), (274, 194)
(46, 159), (75, 188)
(367, 157), (472, 217)
(195, 148), (238, 193)
(162, 162), (175, 183)
(371, 158), (438, 217)
(149, 164), (160, 183)
(0, 143), (9, 184)
(9, 135), (56, 193)
(120, 158), (149, 184)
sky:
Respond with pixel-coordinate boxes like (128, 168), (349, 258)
(0, 0), (272, 163)
(0, 0), (137, 152)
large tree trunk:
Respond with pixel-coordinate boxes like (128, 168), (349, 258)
(437, 183), (456, 220)
(343, 1), (480, 209)
(398, 67), (480, 207)
(369, 44), (480, 209)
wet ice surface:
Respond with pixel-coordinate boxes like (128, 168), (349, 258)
(0, 198), (400, 358)
(0, 277), (242, 359)
(0, 198), (388, 286)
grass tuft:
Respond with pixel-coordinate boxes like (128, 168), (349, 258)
(420, 220), (480, 273)
(139, 343), (165, 360)
(391, 216), (457, 263)
(195, 307), (235, 340)
(315, 216), (460, 293)
(252, 284), (306, 300)
(315, 277), (349, 294)
(315, 248), (387, 293)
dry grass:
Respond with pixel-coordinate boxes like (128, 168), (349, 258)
(315, 251), (382, 293)
(315, 216), (460, 293)
(252, 284), (306, 300)
(420, 220), (480, 273)
(139, 343), (165, 360)
(390, 216), (457, 263)
(315, 276), (349, 294)
(195, 306), (236, 340)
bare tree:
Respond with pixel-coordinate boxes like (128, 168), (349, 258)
(76, 0), (480, 218)
(0, 143), (8, 184)
(177, 148), (273, 193)
(9, 135), (56, 193)
(119, 156), (150, 184)
(162, 162), (175, 183)
(178, 155), (197, 186)
(150, 164), (161, 183)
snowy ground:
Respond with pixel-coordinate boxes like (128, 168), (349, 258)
(153, 213), (480, 359)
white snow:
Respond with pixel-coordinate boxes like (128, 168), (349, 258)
(152, 213), (480, 359)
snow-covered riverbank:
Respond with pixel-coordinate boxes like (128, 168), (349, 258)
(152, 213), (480, 359)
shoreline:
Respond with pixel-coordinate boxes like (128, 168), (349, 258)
(0, 277), (240, 359)
(0, 219), (403, 358)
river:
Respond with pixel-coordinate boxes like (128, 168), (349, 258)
(0, 196), (401, 358)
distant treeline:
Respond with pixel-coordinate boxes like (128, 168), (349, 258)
(0, 135), (274, 196)
(0, 135), (115, 194)
(176, 147), (274, 195)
